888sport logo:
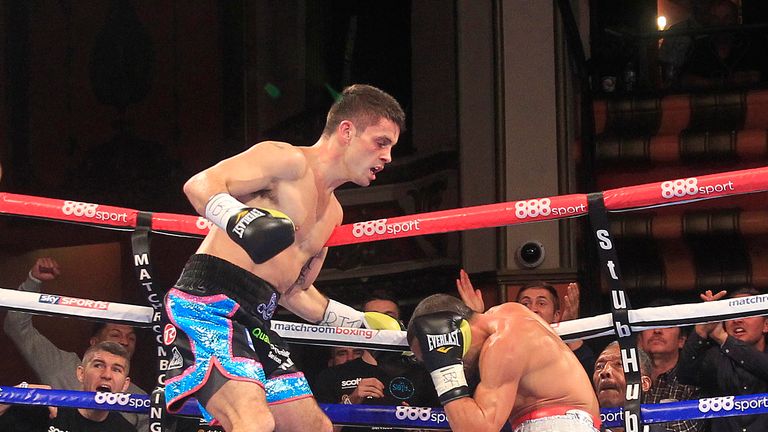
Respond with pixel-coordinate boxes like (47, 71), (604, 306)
(394, 406), (447, 425)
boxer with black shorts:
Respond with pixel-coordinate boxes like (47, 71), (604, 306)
(164, 84), (405, 432)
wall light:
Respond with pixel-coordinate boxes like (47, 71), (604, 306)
(657, 16), (667, 31)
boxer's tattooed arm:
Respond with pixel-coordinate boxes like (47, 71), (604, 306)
(288, 260), (312, 293)
(285, 249), (326, 295)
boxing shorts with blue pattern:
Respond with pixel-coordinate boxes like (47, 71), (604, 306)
(164, 254), (312, 423)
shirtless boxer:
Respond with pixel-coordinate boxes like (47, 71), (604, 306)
(164, 84), (405, 432)
(408, 294), (600, 432)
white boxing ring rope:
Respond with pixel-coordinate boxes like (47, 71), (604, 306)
(2, 287), (767, 349)
(1, 166), (768, 430)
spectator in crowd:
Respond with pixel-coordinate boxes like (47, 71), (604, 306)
(0, 341), (136, 431)
(678, 287), (768, 432)
(3, 257), (148, 431)
(314, 291), (438, 432)
(516, 280), (596, 376)
(327, 346), (365, 367)
(658, 0), (713, 86)
(679, 0), (768, 89)
(456, 270), (595, 376)
(593, 341), (665, 432)
(637, 299), (704, 432)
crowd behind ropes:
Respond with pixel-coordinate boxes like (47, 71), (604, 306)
(2, 257), (765, 432)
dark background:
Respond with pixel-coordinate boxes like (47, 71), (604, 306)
(1, 0), (767, 395)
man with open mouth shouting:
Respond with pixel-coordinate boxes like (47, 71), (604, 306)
(678, 287), (768, 432)
(0, 341), (135, 432)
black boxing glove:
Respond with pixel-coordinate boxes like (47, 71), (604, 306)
(408, 311), (472, 405)
(205, 193), (295, 264)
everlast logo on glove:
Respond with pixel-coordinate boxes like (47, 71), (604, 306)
(206, 194), (296, 264)
(409, 311), (472, 405)
(232, 209), (266, 238)
(427, 330), (460, 351)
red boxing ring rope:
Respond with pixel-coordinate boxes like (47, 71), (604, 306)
(1, 166), (766, 432)
(1, 166), (766, 243)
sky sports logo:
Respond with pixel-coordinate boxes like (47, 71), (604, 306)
(351, 219), (421, 238)
(60, 200), (128, 223)
(660, 178), (735, 199)
(38, 294), (109, 310)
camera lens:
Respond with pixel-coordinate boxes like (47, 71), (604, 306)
(516, 241), (545, 268)
(520, 242), (542, 263)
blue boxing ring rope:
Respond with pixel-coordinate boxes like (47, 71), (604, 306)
(2, 287), (768, 429)
(1, 386), (767, 429)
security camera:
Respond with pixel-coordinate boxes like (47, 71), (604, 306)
(516, 241), (545, 268)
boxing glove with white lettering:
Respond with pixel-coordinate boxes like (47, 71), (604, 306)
(408, 312), (472, 405)
(205, 193), (295, 264)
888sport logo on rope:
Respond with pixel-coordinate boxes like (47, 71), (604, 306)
(351, 219), (421, 238)
(61, 200), (99, 218)
(94, 391), (131, 406)
(94, 392), (150, 409)
(660, 178), (699, 198)
(515, 199), (551, 219)
(394, 406), (447, 424)
(60, 200), (129, 223)
(660, 177), (735, 199)
(514, 198), (585, 220)
(196, 216), (214, 231)
(698, 396), (735, 413)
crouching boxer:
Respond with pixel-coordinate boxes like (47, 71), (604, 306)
(408, 294), (600, 432)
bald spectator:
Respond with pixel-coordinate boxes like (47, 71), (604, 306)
(593, 342), (666, 432)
